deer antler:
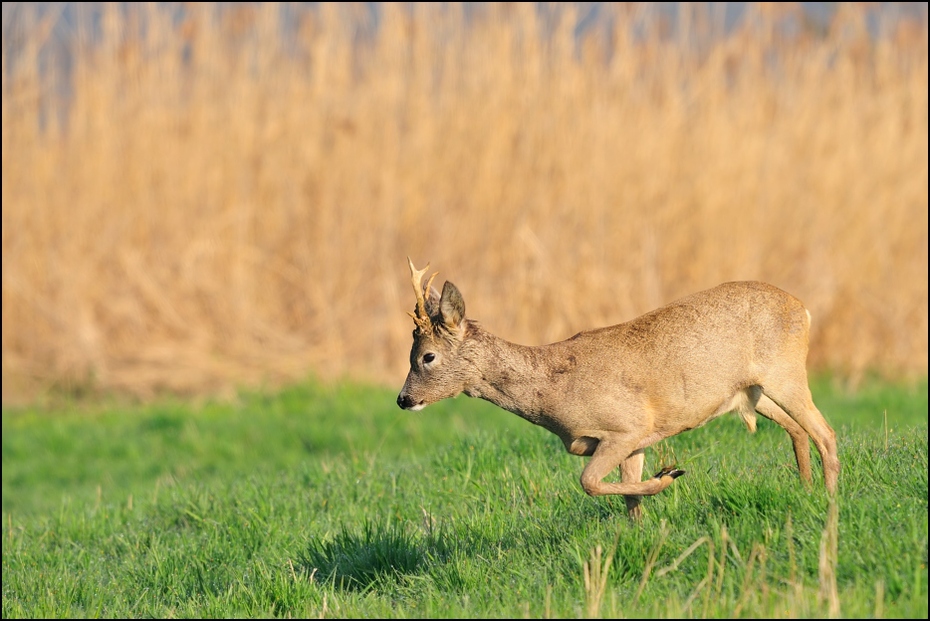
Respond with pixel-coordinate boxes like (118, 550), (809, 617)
(407, 257), (438, 333)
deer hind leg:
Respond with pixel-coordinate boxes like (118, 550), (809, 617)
(620, 449), (646, 519)
(761, 382), (839, 494)
(581, 436), (684, 500)
(754, 393), (813, 485)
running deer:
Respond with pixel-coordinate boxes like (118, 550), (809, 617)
(397, 259), (840, 517)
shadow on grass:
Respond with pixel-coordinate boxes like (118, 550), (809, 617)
(298, 519), (448, 591)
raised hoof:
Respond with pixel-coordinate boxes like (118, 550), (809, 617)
(653, 465), (686, 480)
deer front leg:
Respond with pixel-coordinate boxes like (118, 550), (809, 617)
(580, 437), (685, 500)
(620, 449), (646, 519)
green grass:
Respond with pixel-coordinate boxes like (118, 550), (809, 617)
(2, 377), (927, 618)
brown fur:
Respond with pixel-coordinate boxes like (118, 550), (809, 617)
(397, 261), (840, 518)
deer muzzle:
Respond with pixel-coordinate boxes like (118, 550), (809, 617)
(396, 391), (425, 411)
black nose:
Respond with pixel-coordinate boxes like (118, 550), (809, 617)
(397, 393), (411, 409)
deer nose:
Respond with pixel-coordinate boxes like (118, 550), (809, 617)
(397, 393), (412, 409)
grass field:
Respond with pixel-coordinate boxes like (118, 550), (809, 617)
(3, 377), (926, 618)
(3, 6), (925, 616)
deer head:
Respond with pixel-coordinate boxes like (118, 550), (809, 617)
(397, 258), (469, 410)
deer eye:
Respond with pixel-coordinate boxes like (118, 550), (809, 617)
(423, 353), (436, 364)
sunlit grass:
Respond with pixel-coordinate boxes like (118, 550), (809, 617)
(2, 377), (927, 617)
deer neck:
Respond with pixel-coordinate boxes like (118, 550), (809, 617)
(461, 324), (553, 425)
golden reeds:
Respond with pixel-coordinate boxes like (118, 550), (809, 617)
(2, 3), (927, 401)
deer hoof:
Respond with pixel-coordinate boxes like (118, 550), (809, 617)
(653, 466), (686, 480)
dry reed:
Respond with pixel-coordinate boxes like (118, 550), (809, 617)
(2, 3), (927, 402)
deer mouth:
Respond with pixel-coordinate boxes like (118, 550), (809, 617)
(396, 393), (426, 411)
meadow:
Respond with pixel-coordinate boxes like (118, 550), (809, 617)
(2, 4), (927, 618)
(2, 377), (927, 618)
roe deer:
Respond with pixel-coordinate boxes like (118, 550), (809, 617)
(397, 259), (840, 517)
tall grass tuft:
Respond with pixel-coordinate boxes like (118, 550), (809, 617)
(301, 520), (427, 591)
(2, 3), (927, 401)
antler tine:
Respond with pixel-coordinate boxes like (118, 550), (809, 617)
(424, 271), (438, 297)
(407, 257), (435, 333)
(407, 257), (430, 314)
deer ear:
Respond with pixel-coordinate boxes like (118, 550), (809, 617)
(424, 285), (441, 316)
(439, 281), (465, 331)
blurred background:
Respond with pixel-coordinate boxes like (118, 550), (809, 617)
(2, 2), (927, 404)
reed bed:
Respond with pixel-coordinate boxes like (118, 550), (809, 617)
(2, 3), (927, 402)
